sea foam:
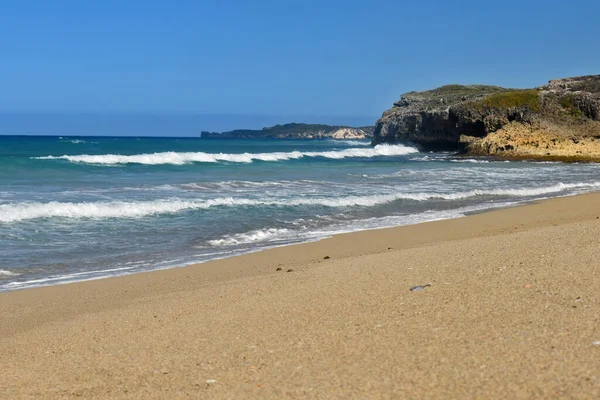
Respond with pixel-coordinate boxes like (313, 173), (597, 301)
(33, 144), (419, 165)
(333, 140), (372, 146)
(2, 181), (598, 223)
(206, 200), (526, 249)
(207, 228), (293, 246)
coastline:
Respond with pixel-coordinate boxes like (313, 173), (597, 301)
(0, 201), (510, 293)
(373, 75), (600, 163)
(2, 193), (600, 398)
(2, 191), (591, 293)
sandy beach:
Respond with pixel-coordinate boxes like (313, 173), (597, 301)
(1, 193), (599, 399)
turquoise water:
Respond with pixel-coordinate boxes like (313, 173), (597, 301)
(1, 135), (600, 291)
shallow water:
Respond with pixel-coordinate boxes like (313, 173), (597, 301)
(1, 136), (599, 291)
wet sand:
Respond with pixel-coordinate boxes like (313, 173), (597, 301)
(2, 193), (600, 399)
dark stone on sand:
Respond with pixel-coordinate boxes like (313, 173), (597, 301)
(276, 267), (282, 271)
(323, 256), (330, 260)
(410, 284), (432, 291)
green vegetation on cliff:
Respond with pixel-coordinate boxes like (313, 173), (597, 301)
(558, 94), (584, 117)
(393, 85), (509, 110)
(402, 85), (507, 102)
(473, 89), (541, 112)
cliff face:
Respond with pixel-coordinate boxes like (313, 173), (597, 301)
(373, 75), (600, 160)
(373, 85), (514, 149)
(202, 123), (374, 140)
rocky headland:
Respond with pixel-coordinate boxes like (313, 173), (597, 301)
(202, 123), (374, 140)
(372, 75), (600, 161)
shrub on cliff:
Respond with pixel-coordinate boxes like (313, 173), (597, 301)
(474, 90), (541, 112)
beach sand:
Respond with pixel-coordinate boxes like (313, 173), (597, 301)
(2, 194), (600, 399)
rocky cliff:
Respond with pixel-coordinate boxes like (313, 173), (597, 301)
(373, 75), (600, 161)
(202, 123), (374, 140)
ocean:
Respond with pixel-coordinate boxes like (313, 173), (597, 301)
(1, 135), (599, 291)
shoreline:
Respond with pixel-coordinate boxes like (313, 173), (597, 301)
(1, 192), (580, 293)
(2, 192), (600, 398)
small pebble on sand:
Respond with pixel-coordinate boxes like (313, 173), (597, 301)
(410, 284), (431, 291)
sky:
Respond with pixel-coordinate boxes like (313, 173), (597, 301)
(1, 0), (599, 135)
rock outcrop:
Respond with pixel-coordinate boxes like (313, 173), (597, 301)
(202, 123), (374, 140)
(373, 75), (600, 161)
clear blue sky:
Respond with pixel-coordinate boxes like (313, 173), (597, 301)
(1, 0), (599, 134)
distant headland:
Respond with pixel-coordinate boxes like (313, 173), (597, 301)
(201, 123), (374, 140)
(373, 75), (600, 162)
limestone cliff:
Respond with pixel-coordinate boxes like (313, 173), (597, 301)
(373, 75), (600, 161)
(201, 123), (374, 140)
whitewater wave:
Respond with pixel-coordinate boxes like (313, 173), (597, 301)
(450, 159), (491, 163)
(208, 228), (293, 246)
(179, 179), (328, 191)
(3, 265), (138, 289)
(2, 182), (599, 223)
(33, 144), (419, 165)
(0, 269), (20, 277)
(206, 200), (528, 249)
(352, 170), (413, 179)
(332, 140), (371, 146)
(451, 158), (512, 163)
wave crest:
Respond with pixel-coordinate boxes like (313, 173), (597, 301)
(33, 144), (419, 165)
(207, 228), (292, 246)
(2, 182), (599, 223)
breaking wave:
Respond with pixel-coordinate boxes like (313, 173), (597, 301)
(0, 269), (20, 277)
(2, 182), (598, 223)
(333, 140), (372, 146)
(33, 144), (419, 165)
(207, 228), (293, 246)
